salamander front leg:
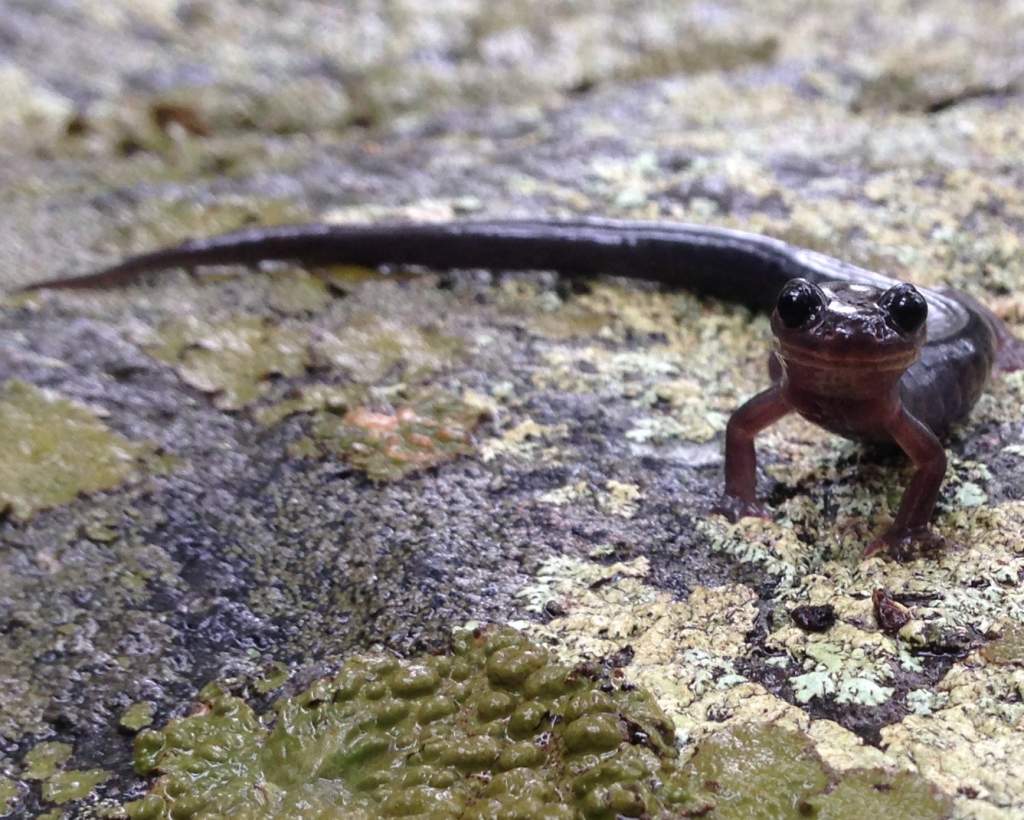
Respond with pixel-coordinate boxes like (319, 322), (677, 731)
(864, 407), (948, 560)
(714, 384), (793, 521)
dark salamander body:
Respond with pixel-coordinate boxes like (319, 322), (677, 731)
(24, 219), (1023, 558)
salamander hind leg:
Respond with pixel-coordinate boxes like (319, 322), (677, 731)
(995, 332), (1024, 372)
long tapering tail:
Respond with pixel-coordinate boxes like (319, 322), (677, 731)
(22, 219), (891, 312)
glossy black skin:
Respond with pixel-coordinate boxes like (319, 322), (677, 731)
(24, 219), (1021, 558)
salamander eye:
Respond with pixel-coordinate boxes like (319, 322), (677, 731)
(776, 279), (825, 329)
(880, 284), (927, 334)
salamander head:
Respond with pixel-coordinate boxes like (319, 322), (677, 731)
(771, 278), (927, 377)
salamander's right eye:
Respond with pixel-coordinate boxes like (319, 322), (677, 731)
(776, 279), (825, 329)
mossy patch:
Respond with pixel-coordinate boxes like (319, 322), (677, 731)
(808, 768), (955, 820)
(142, 316), (310, 410)
(687, 724), (830, 818)
(688, 725), (952, 820)
(124, 626), (712, 818)
(0, 381), (153, 521)
(303, 388), (486, 481)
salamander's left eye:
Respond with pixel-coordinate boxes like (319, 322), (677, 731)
(880, 284), (928, 334)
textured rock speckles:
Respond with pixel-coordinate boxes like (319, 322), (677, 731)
(2, 0), (1024, 815)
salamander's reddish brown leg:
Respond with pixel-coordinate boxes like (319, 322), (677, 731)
(715, 384), (793, 521)
(864, 407), (948, 559)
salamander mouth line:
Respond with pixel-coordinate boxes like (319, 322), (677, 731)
(777, 346), (918, 370)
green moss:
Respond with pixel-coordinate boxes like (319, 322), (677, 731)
(42, 769), (110, 804)
(306, 388), (486, 481)
(807, 769), (953, 819)
(23, 742), (73, 780)
(120, 702), (156, 732)
(686, 725), (952, 819)
(0, 381), (153, 521)
(686, 725), (829, 818)
(124, 627), (711, 818)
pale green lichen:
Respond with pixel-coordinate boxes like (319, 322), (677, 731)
(514, 555), (651, 615)
(254, 383), (355, 427)
(981, 622), (1024, 666)
(0, 381), (154, 521)
(23, 742), (73, 781)
(792, 671), (834, 704)
(141, 316), (310, 410)
(42, 769), (110, 804)
(266, 269), (333, 316)
(123, 626), (711, 819)
(882, 661), (1024, 815)
(0, 777), (18, 815)
(598, 480), (642, 518)
(527, 282), (767, 446)
(311, 314), (466, 385)
(521, 555), (758, 739)
(479, 418), (569, 464)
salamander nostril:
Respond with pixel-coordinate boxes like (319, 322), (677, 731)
(880, 283), (928, 334)
(776, 278), (825, 329)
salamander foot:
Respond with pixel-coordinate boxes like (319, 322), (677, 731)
(864, 525), (947, 561)
(713, 494), (772, 523)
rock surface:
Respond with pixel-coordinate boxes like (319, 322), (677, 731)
(1, 1), (1023, 817)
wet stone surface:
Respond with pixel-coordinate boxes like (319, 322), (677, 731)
(2, 0), (1024, 817)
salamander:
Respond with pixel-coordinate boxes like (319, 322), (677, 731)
(22, 219), (1024, 559)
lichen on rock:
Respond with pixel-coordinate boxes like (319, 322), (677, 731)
(304, 387), (487, 481)
(0, 778), (19, 815)
(22, 742), (73, 781)
(0, 380), (154, 521)
(141, 315), (311, 410)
